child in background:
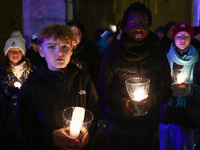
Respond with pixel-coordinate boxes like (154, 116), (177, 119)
(96, 30), (113, 63)
(159, 21), (200, 150)
(0, 31), (32, 114)
(26, 33), (45, 69)
(67, 20), (101, 85)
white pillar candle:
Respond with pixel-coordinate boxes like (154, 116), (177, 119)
(70, 107), (85, 138)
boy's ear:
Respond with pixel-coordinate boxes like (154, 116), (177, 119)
(70, 46), (73, 56)
(38, 46), (45, 58)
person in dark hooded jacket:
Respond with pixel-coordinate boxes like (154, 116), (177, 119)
(67, 20), (101, 85)
(96, 2), (172, 150)
(15, 24), (99, 150)
(159, 21), (177, 54)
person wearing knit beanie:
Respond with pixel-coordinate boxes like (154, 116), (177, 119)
(0, 31), (32, 114)
(159, 21), (200, 150)
(4, 31), (26, 56)
(172, 21), (193, 43)
(171, 21), (193, 55)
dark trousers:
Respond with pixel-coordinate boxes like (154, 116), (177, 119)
(107, 123), (157, 150)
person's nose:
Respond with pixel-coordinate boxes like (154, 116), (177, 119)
(12, 51), (19, 55)
(181, 35), (187, 40)
(134, 23), (142, 29)
(56, 47), (63, 56)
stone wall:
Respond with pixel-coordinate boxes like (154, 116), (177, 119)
(23, 0), (66, 48)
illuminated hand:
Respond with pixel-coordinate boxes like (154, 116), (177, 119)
(171, 82), (191, 97)
(122, 98), (135, 116)
(53, 128), (80, 150)
(134, 97), (151, 113)
(78, 127), (89, 148)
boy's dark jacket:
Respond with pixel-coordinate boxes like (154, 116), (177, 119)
(97, 31), (172, 130)
(15, 63), (99, 150)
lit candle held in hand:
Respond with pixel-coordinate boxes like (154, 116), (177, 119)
(70, 107), (85, 138)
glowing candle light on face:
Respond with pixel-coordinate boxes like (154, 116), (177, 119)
(70, 107), (85, 138)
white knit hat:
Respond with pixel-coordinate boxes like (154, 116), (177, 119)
(4, 31), (26, 56)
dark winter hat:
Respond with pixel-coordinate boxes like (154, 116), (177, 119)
(156, 26), (164, 33)
(193, 26), (200, 36)
(31, 33), (38, 42)
(164, 21), (176, 34)
(172, 21), (193, 42)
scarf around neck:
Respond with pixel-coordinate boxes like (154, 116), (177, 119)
(167, 43), (199, 107)
(120, 32), (157, 62)
(10, 61), (30, 79)
(167, 43), (199, 84)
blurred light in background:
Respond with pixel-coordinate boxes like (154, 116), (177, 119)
(109, 25), (117, 33)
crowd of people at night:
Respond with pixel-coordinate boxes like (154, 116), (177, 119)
(1, 2), (200, 150)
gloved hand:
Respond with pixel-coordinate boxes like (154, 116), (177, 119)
(5, 86), (19, 97)
(171, 82), (192, 97)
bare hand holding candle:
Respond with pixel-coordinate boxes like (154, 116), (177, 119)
(61, 106), (94, 149)
(171, 69), (191, 97)
(125, 77), (150, 116)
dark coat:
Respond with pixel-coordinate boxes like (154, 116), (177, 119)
(0, 64), (30, 113)
(0, 95), (27, 149)
(159, 35), (173, 54)
(15, 63), (99, 150)
(26, 47), (45, 69)
(97, 32), (172, 130)
(70, 36), (101, 85)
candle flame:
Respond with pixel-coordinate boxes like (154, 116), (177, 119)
(177, 74), (185, 83)
(134, 88), (147, 101)
(14, 81), (21, 89)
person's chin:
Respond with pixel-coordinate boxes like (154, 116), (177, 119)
(134, 37), (145, 42)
